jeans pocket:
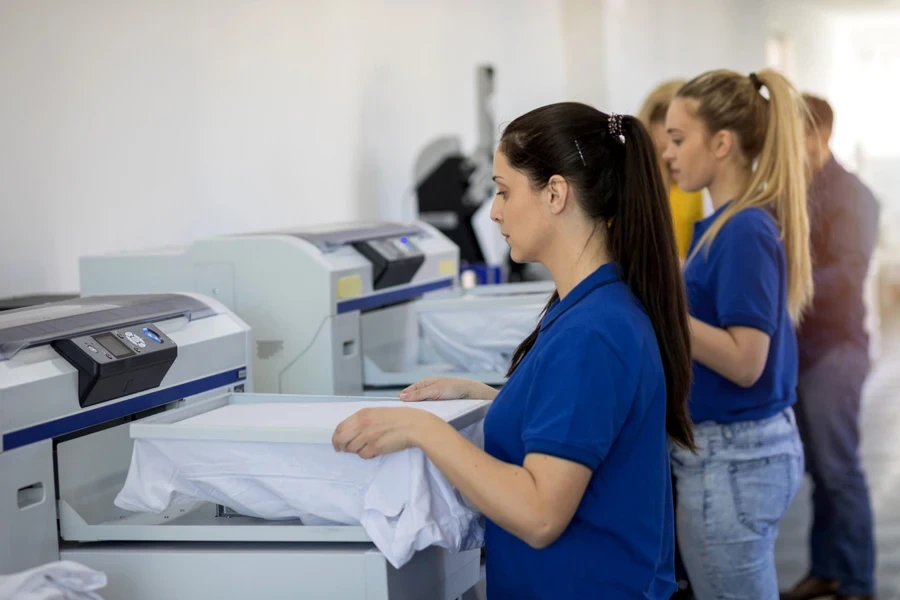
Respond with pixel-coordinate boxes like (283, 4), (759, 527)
(728, 454), (796, 537)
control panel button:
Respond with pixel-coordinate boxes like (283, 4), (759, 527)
(124, 332), (147, 348)
(143, 327), (162, 344)
(87, 345), (98, 353)
(105, 353), (113, 359)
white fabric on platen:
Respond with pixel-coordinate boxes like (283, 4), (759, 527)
(114, 401), (485, 569)
(0, 561), (107, 600)
(418, 306), (540, 373)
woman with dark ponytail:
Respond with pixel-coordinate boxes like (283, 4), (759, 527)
(332, 102), (694, 599)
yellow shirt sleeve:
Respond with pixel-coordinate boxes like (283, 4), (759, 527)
(669, 185), (705, 259)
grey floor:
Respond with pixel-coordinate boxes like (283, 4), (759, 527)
(775, 314), (900, 599)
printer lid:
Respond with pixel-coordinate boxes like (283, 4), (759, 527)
(245, 222), (425, 253)
(0, 294), (215, 361)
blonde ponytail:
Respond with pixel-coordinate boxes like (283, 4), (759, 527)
(680, 69), (813, 322)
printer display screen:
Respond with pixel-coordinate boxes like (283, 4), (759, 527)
(94, 332), (133, 358)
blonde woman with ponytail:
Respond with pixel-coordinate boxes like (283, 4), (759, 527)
(662, 69), (812, 599)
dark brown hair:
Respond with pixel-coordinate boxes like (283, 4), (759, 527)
(501, 102), (694, 450)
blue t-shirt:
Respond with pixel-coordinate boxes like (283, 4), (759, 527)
(684, 204), (798, 423)
(482, 262), (677, 600)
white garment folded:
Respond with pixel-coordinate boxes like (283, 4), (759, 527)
(114, 402), (485, 569)
(0, 561), (107, 600)
(419, 306), (541, 373)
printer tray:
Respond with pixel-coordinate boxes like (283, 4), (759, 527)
(129, 392), (489, 444)
(57, 394), (489, 544)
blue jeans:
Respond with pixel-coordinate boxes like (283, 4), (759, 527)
(795, 344), (876, 595)
(671, 409), (804, 600)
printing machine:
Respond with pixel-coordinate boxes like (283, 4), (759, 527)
(79, 222), (550, 396)
(0, 293), (482, 599)
(0, 293), (79, 312)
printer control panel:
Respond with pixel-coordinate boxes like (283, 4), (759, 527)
(352, 236), (426, 290)
(73, 325), (171, 363)
(52, 323), (178, 408)
(365, 237), (423, 261)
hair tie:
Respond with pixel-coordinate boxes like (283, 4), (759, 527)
(749, 72), (763, 91)
(608, 113), (625, 144)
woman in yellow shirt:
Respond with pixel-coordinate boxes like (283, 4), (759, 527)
(639, 80), (705, 259)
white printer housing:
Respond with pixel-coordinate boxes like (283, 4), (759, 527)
(80, 222), (458, 395)
(0, 293), (251, 574)
(80, 222), (548, 396)
(0, 293), (481, 599)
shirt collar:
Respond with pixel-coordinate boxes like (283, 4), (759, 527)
(700, 199), (732, 225)
(696, 198), (774, 232)
(541, 262), (621, 331)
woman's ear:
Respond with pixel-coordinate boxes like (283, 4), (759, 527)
(546, 175), (569, 215)
(711, 130), (735, 160)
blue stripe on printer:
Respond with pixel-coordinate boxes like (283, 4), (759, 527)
(336, 278), (454, 314)
(2, 367), (246, 451)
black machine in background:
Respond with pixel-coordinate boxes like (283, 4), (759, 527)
(414, 66), (539, 283)
(415, 154), (486, 266)
(416, 65), (496, 269)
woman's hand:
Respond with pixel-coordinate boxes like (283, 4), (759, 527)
(399, 377), (498, 402)
(332, 407), (439, 459)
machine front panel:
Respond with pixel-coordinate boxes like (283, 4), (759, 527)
(336, 278), (454, 314)
(52, 323), (178, 408)
(352, 236), (426, 290)
(1, 367), (246, 452)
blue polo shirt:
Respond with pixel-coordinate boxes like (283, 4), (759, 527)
(482, 262), (676, 600)
(684, 203), (798, 423)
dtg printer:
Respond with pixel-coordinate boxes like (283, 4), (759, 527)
(0, 293), (485, 599)
(79, 222), (549, 396)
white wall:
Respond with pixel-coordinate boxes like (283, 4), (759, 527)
(765, 1), (900, 236)
(0, 0), (565, 297)
(764, 1), (900, 168)
(562, 0), (766, 117)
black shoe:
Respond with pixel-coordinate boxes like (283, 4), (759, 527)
(780, 576), (841, 600)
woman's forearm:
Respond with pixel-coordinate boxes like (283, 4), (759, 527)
(413, 418), (555, 548)
(690, 317), (769, 388)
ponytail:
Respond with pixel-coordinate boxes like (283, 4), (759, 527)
(614, 117), (694, 451)
(506, 291), (558, 377)
(683, 69), (813, 322)
(503, 105), (695, 451)
(754, 70), (813, 322)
